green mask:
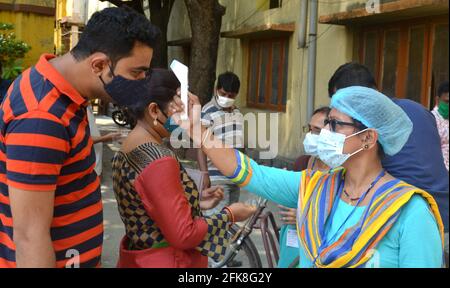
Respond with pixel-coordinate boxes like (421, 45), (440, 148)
(438, 101), (449, 119)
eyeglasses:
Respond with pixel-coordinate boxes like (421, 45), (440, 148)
(324, 118), (364, 132)
(303, 125), (322, 135)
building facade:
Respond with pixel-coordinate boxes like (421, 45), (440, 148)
(0, 0), (55, 68)
(167, 0), (449, 166)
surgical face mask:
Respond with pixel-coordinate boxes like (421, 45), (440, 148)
(438, 101), (449, 119)
(303, 132), (320, 156)
(216, 93), (235, 109)
(317, 128), (369, 169)
(163, 116), (180, 133)
(101, 66), (151, 107)
(158, 108), (180, 134)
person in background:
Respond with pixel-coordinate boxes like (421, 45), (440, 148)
(197, 72), (244, 216)
(86, 105), (122, 177)
(328, 63), (449, 266)
(0, 7), (160, 268)
(278, 106), (330, 268)
(431, 81), (449, 171)
(0, 62), (12, 103)
(294, 107), (331, 172)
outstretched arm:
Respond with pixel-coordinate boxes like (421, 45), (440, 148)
(173, 94), (301, 208)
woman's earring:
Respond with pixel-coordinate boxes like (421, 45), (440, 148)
(153, 118), (158, 126)
(364, 144), (370, 150)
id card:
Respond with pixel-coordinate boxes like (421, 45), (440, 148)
(286, 229), (299, 248)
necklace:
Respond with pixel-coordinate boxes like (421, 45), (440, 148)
(343, 170), (386, 204)
(343, 189), (361, 202)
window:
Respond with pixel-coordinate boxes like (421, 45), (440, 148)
(359, 16), (449, 108)
(269, 0), (282, 9)
(248, 38), (289, 111)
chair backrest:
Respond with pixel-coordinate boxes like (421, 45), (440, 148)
(257, 211), (280, 268)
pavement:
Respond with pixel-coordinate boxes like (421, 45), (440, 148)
(95, 115), (285, 268)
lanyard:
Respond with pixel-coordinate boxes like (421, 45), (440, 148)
(311, 170), (386, 267)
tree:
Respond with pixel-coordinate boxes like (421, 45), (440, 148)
(184, 0), (225, 104)
(0, 23), (31, 80)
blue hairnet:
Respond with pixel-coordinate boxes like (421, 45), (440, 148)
(330, 86), (413, 156)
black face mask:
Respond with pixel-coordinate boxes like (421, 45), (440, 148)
(100, 66), (152, 107)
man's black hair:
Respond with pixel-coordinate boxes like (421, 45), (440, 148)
(328, 62), (377, 98)
(438, 81), (449, 98)
(71, 7), (160, 66)
(313, 106), (331, 117)
(217, 72), (240, 94)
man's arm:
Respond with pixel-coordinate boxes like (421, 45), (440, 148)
(196, 149), (210, 189)
(9, 187), (56, 268)
(92, 132), (122, 144)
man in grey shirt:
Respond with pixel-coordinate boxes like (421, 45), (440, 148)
(197, 72), (244, 216)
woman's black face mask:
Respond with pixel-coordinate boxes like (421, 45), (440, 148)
(100, 66), (152, 107)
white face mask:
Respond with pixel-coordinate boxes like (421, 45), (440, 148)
(317, 128), (369, 169)
(216, 93), (235, 108)
(303, 132), (320, 156)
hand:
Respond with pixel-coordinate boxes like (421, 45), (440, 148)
(105, 132), (123, 143)
(199, 186), (224, 210)
(227, 202), (257, 222)
(172, 92), (203, 141)
(278, 205), (297, 225)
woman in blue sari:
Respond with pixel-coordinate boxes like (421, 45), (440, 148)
(175, 86), (444, 268)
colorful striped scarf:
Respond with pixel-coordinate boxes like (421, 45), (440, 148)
(296, 169), (445, 268)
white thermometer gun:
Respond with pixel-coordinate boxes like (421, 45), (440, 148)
(170, 60), (189, 120)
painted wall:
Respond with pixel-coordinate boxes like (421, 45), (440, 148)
(0, 0), (55, 68)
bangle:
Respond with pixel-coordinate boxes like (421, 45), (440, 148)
(224, 206), (235, 223)
(201, 127), (212, 147)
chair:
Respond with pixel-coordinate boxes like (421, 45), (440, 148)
(254, 211), (280, 268)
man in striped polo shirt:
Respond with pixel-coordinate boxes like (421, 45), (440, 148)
(197, 72), (244, 218)
(0, 7), (159, 268)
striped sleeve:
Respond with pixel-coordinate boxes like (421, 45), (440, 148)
(5, 110), (70, 191)
(227, 149), (301, 208)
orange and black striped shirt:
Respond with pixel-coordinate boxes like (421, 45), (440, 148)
(0, 54), (103, 268)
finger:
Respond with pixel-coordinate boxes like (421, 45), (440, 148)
(172, 97), (184, 111)
(278, 211), (293, 216)
(278, 205), (292, 211)
(188, 92), (201, 105)
(203, 187), (216, 195)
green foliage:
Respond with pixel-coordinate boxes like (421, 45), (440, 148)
(0, 23), (31, 80)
